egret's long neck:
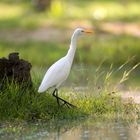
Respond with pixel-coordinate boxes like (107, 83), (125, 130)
(66, 33), (78, 64)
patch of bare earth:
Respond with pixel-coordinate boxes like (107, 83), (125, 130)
(100, 22), (140, 37)
(0, 28), (71, 42)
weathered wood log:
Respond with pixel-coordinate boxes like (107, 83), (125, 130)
(0, 52), (32, 90)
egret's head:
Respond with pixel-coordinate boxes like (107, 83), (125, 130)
(74, 27), (93, 36)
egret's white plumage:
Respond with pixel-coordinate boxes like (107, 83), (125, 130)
(38, 57), (71, 92)
(38, 28), (92, 93)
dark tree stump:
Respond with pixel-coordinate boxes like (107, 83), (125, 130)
(0, 52), (32, 90)
(32, 0), (51, 12)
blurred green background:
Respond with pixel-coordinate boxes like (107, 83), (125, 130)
(0, 0), (140, 87)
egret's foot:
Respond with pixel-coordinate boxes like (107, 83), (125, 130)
(60, 100), (76, 108)
(55, 96), (76, 108)
(62, 100), (76, 108)
(52, 88), (76, 108)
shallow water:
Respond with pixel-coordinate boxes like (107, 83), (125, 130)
(1, 118), (140, 140)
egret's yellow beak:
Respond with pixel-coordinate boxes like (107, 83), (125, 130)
(84, 29), (93, 34)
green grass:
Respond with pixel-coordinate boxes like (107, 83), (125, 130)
(0, 82), (138, 121)
(0, 1), (140, 29)
(0, 35), (140, 66)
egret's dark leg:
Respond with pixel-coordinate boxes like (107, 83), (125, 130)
(53, 88), (76, 108)
(53, 89), (60, 106)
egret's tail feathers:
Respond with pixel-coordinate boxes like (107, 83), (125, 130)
(38, 88), (43, 93)
(38, 86), (47, 93)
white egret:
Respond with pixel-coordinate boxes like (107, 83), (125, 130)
(38, 28), (93, 107)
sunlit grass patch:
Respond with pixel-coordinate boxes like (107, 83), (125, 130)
(0, 3), (23, 20)
(88, 2), (140, 21)
(0, 2), (41, 29)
